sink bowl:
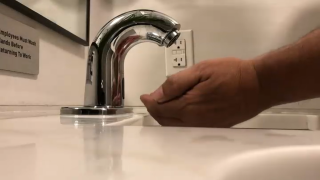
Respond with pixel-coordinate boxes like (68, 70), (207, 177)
(211, 146), (320, 180)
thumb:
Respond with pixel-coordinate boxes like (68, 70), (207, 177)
(150, 66), (201, 103)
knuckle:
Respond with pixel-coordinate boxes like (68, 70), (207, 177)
(162, 76), (179, 97)
(152, 116), (169, 126)
(158, 120), (169, 126)
(154, 117), (164, 125)
(166, 75), (175, 85)
(145, 105), (161, 118)
(194, 61), (209, 79)
(164, 76), (176, 89)
(196, 60), (209, 70)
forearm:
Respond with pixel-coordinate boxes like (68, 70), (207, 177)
(252, 28), (320, 108)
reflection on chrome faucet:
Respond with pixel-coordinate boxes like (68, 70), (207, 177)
(83, 125), (123, 178)
(60, 116), (125, 179)
(84, 10), (181, 108)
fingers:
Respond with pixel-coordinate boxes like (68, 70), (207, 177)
(141, 94), (234, 128)
(152, 115), (187, 127)
(140, 94), (186, 126)
(150, 66), (201, 103)
(140, 94), (182, 118)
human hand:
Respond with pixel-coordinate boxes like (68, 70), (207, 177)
(140, 58), (266, 127)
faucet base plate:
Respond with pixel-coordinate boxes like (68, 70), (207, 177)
(60, 107), (133, 115)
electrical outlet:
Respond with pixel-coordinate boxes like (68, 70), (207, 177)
(165, 30), (194, 76)
(172, 54), (186, 67)
(171, 39), (186, 50)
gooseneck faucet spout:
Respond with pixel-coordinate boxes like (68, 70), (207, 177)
(61, 10), (180, 115)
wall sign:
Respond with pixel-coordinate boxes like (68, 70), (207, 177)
(0, 12), (39, 75)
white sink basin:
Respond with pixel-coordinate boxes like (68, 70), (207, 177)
(211, 146), (320, 180)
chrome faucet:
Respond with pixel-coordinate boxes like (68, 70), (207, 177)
(61, 10), (180, 115)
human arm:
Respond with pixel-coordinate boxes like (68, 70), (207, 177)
(140, 28), (320, 127)
(253, 28), (320, 107)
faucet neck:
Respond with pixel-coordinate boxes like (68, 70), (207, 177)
(84, 10), (180, 108)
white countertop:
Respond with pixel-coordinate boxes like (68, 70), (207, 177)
(1, 115), (320, 180)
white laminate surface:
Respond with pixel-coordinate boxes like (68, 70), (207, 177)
(1, 115), (320, 180)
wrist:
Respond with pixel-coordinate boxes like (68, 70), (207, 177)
(248, 58), (275, 111)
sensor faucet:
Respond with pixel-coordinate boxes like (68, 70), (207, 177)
(61, 10), (180, 115)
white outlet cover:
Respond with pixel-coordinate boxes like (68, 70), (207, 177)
(165, 30), (194, 76)
(172, 54), (186, 67)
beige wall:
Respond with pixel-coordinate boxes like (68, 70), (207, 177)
(0, 3), (87, 106)
(109, 0), (320, 108)
(17, 0), (88, 39)
(1, 0), (320, 109)
(0, 1), (114, 106)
